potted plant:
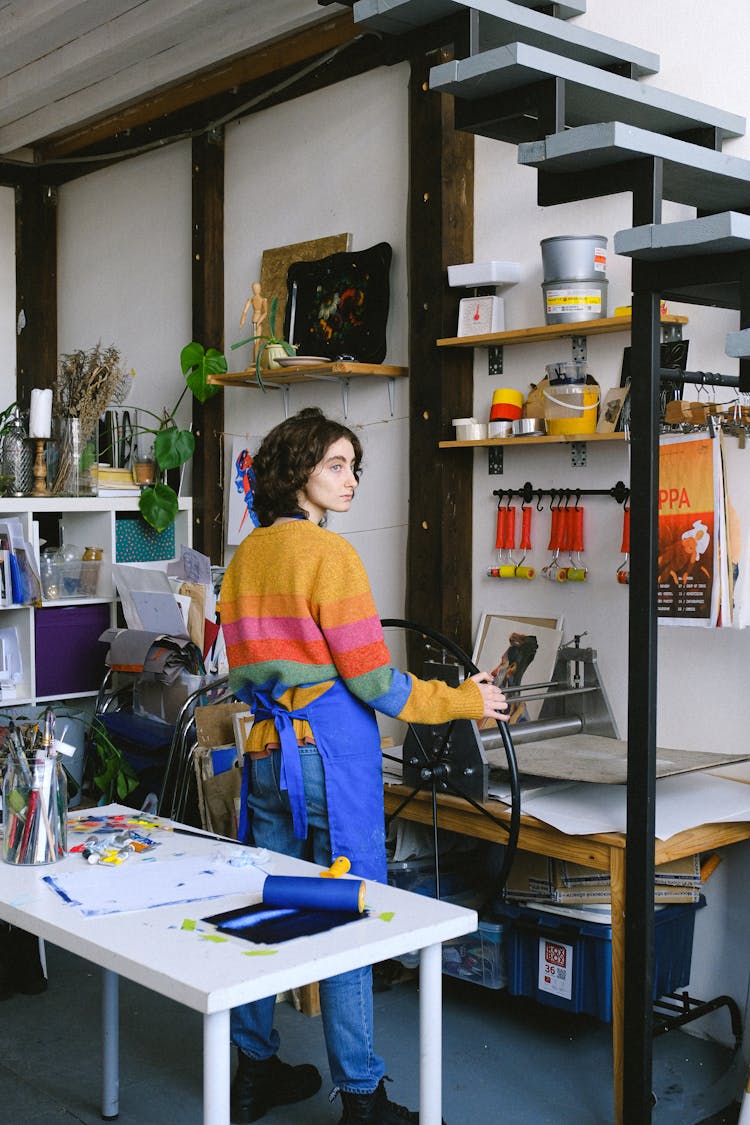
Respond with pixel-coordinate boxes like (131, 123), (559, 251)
(231, 295), (297, 391)
(137, 342), (225, 532)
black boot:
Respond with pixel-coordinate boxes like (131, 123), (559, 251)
(7, 926), (47, 996)
(230, 1051), (321, 1123)
(338, 1079), (440, 1124)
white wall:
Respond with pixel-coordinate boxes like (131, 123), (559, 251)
(223, 63), (411, 622)
(57, 143), (193, 434)
(0, 0), (747, 1047)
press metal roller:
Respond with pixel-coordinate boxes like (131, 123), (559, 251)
(400, 635), (618, 804)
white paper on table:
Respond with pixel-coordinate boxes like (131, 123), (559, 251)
(511, 772), (750, 840)
(43, 853), (267, 916)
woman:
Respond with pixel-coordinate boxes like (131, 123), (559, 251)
(220, 407), (508, 1124)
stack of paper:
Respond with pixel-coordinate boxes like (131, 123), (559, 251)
(505, 851), (702, 905)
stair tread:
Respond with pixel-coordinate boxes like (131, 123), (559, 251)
(353, 0), (586, 35)
(519, 122), (750, 211)
(354, 0), (651, 73)
(726, 329), (750, 358)
(430, 42), (745, 142)
(615, 211), (750, 260)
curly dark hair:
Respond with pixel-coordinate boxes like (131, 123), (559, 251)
(252, 407), (363, 526)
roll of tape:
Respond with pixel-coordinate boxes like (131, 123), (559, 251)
(491, 387), (524, 408)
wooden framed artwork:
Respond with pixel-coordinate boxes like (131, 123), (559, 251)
(597, 384), (630, 433)
(257, 233), (351, 340)
(472, 613), (563, 724)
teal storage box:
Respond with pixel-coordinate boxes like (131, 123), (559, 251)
(496, 898), (704, 1021)
(115, 515), (175, 562)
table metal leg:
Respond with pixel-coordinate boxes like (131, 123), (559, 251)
(101, 968), (119, 1120)
(203, 1008), (230, 1125)
(419, 943), (442, 1125)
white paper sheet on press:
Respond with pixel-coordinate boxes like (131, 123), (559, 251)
(43, 854), (266, 916)
(501, 773), (750, 840)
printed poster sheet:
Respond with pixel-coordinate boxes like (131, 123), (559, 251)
(658, 433), (722, 626)
(226, 435), (263, 547)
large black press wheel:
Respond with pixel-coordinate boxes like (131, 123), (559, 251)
(380, 618), (520, 901)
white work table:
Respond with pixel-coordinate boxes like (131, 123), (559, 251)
(0, 804), (477, 1125)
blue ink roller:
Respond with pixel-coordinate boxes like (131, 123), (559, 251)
(262, 874), (365, 914)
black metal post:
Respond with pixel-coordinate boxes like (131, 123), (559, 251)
(623, 158), (663, 1125)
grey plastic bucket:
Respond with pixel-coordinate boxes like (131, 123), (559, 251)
(541, 235), (607, 281)
(542, 278), (608, 324)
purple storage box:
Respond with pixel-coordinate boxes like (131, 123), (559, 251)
(35, 603), (111, 697)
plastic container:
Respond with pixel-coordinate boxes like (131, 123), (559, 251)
(387, 852), (486, 899)
(495, 899), (704, 1021)
(545, 361), (588, 386)
(542, 279), (608, 324)
(442, 920), (507, 989)
(543, 384), (600, 435)
(541, 235), (607, 281)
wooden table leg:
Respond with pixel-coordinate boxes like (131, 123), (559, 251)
(610, 847), (626, 1125)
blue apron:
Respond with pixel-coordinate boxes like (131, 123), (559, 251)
(238, 679), (387, 883)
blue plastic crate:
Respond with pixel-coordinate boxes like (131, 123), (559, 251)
(496, 898), (704, 1021)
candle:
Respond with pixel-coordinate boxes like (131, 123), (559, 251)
(29, 388), (53, 439)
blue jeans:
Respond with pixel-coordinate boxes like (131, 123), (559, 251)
(230, 745), (387, 1093)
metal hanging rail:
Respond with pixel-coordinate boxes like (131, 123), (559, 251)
(492, 480), (630, 506)
(660, 367), (745, 388)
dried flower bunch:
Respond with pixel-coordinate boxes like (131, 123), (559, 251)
(54, 343), (126, 435)
(51, 343), (127, 495)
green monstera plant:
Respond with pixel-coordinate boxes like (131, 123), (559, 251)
(138, 342), (225, 532)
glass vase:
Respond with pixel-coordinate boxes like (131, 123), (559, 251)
(3, 752), (67, 865)
(50, 417), (98, 497)
(0, 415), (33, 496)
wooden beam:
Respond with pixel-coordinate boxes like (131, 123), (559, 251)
(36, 12), (359, 162)
(190, 130), (225, 563)
(406, 46), (474, 653)
(15, 176), (58, 409)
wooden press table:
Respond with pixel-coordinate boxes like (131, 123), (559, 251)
(384, 781), (750, 1125)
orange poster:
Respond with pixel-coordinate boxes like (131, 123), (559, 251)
(658, 434), (720, 625)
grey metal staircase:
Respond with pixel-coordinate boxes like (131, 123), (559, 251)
(354, 4), (750, 1124)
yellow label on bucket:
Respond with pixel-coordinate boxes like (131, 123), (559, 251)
(546, 289), (603, 313)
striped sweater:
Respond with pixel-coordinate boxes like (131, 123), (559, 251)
(219, 520), (483, 749)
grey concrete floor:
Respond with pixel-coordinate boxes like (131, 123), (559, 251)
(0, 943), (743, 1125)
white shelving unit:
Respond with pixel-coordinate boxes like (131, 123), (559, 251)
(0, 495), (192, 707)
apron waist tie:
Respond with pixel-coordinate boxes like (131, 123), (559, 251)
(253, 700), (309, 841)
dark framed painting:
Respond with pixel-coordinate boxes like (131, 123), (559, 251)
(283, 242), (392, 363)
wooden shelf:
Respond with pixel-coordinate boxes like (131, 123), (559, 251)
(209, 361), (408, 387)
(440, 432), (627, 449)
(436, 313), (688, 349)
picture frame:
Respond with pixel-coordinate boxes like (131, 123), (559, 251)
(472, 613), (563, 724)
(259, 233), (351, 344)
(283, 242), (392, 363)
(597, 385), (630, 433)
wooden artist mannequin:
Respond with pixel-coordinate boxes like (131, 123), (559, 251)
(240, 281), (268, 363)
